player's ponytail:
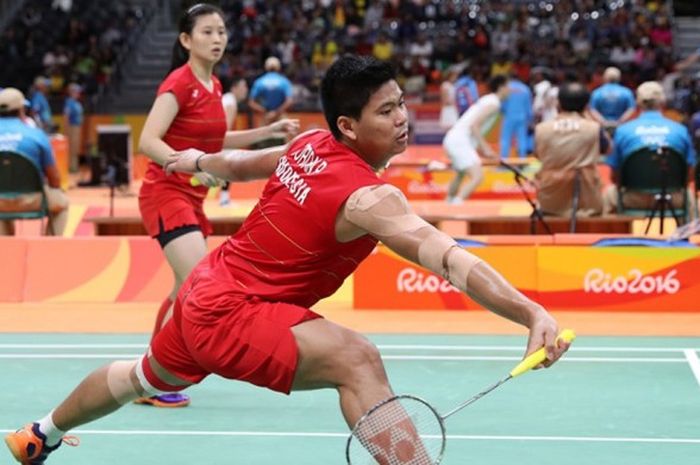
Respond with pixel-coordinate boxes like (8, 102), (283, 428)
(168, 3), (225, 75)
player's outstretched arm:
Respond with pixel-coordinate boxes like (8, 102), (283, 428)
(339, 184), (569, 365)
(222, 118), (300, 149)
(163, 144), (288, 182)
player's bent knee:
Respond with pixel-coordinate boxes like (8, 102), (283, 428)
(341, 335), (384, 379)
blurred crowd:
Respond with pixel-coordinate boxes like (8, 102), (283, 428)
(212, 0), (698, 115)
(1, 0), (698, 120)
(0, 0), (151, 109)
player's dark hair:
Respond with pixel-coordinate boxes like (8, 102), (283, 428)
(488, 74), (509, 93)
(321, 54), (397, 140)
(559, 82), (590, 113)
(169, 3), (225, 74)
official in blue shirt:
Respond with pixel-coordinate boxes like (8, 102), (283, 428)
(30, 76), (53, 132)
(248, 56), (294, 124)
(589, 67), (636, 131)
(63, 83), (84, 172)
(0, 87), (68, 235)
(500, 77), (533, 158)
(604, 81), (696, 214)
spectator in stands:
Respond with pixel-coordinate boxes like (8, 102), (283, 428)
(248, 56), (294, 126)
(604, 81), (696, 213)
(500, 74), (533, 158)
(443, 75), (510, 204)
(30, 76), (53, 132)
(0, 88), (69, 236)
(63, 83), (84, 173)
(534, 82), (609, 217)
(589, 67), (636, 132)
(371, 31), (394, 62)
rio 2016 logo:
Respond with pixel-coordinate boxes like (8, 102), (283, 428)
(397, 268), (460, 293)
(583, 268), (680, 294)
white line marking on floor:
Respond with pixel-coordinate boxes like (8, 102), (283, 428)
(0, 343), (698, 353)
(683, 349), (700, 388)
(0, 354), (687, 362)
(0, 429), (698, 444)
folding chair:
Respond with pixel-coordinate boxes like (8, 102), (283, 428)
(616, 146), (689, 234)
(0, 150), (53, 234)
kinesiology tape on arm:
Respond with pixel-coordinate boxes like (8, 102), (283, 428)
(344, 184), (428, 236)
(417, 231), (483, 293)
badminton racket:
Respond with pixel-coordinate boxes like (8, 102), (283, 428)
(346, 329), (576, 465)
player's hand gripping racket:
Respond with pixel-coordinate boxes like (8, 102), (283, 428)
(346, 329), (576, 465)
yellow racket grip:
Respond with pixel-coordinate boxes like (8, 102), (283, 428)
(509, 329), (576, 378)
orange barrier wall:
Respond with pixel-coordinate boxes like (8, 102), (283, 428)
(5, 237), (700, 311)
(2, 237), (225, 303)
(354, 246), (538, 310)
(537, 246), (700, 311)
(354, 244), (700, 312)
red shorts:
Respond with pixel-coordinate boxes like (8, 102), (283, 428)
(139, 181), (212, 237)
(147, 269), (322, 394)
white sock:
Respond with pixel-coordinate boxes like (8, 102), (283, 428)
(36, 410), (65, 447)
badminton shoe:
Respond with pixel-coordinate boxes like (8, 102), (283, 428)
(4, 423), (78, 465)
(133, 392), (191, 408)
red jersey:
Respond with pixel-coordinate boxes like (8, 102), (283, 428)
(141, 63), (227, 200)
(195, 130), (383, 320)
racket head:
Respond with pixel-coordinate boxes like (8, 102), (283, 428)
(346, 394), (446, 465)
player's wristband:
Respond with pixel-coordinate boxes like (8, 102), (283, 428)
(195, 154), (205, 172)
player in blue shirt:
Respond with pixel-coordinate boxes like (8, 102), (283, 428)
(604, 81), (696, 213)
(0, 88), (69, 235)
(500, 77), (533, 158)
(589, 67), (636, 132)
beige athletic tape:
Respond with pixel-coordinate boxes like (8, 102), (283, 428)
(418, 232), (482, 293)
(135, 357), (165, 397)
(345, 184), (428, 236)
(445, 246), (483, 292)
(417, 233), (457, 275)
(106, 360), (140, 405)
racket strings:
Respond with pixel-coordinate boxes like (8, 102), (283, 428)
(349, 398), (444, 465)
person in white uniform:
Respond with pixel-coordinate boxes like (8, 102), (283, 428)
(439, 67), (459, 130)
(443, 74), (510, 204)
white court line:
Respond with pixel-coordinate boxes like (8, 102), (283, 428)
(380, 345), (698, 353)
(684, 349), (700, 388)
(0, 353), (687, 362)
(0, 343), (698, 353)
(0, 344), (147, 349)
(0, 429), (698, 444)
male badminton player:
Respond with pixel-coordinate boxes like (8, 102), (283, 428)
(5, 55), (569, 464)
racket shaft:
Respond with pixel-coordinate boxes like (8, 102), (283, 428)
(441, 376), (510, 420)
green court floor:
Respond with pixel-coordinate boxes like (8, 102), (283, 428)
(1, 333), (699, 464)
